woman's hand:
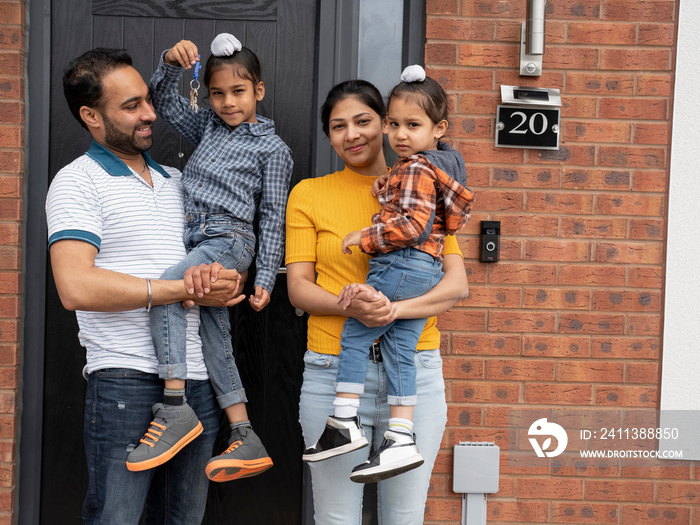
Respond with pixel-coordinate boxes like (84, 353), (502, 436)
(342, 284), (397, 327)
(164, 40), (199, 69)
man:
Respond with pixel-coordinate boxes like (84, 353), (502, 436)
(46, 47), (244, 523)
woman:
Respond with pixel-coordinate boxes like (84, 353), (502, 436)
(286, 79), (469, 524)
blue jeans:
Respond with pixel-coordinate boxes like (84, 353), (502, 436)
(300, 349), (448, 525)
(82, 369), (220, 524)
(337, 248), (443, 405)
(151, 214), (255, 408)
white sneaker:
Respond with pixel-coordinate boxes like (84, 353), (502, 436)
(302, 415), (368, 462)
(350, 430), (424, 483)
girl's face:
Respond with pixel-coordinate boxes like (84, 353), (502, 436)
(208, 66), (264, 128)
(384, 96), (447, 157)
(327, 96), (386, 176)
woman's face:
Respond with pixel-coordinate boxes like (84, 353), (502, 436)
(327, 96), (385, 174)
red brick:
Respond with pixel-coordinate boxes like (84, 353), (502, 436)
(0, 151), (21, 172)
(424, 43), (458, 64)
(561, 96), (598, 118)
(426, 67), (492, 91)
(568, 22), (636, 44)
(551, 455), (622, 477)
(426, 0), (459, 15)
(465, 285), (520, 308)
(559, 264), (626, 287)
(0, 298), (18, 318)
(621, 504), (690, 524)
(0, 53), (20, 77)
(525, 240), (591, 262)
(523, 335), (590, 358)
(0, 225), (19, 246)
(592, 290), (661, 312)
(592, 337), (660, 359)
(629, 219), (664, 240)
(451, 381), (519, 403)
(448, 116), (491, 139)
(632, 171), (667, 192)
(446, 405), (482, 426)
(436, 309), (485, 331)
(600, 98), (668, 120)
(604, 1), (675, 22)
(444, 426), (507, 447)
(0, 248), (18, 272)
(595, 385), (657, 407)
(458, 91), (500, 115)
(561, 217), (627, 239)
(531, 144), (596, 166)
(485, 358), (555, 381)
(0, 176), (21, 199)
(488, 500), (549, 522)
(499, 215), (558, 236)
(442, 356), (483, 380)
(452, 333), (520, 356)
(551, 502), (619, 524)
(625, 362), (659, 384)
(0, 347), (17, 367)
(557, 361), (624, 383)
(495, 19), (566, 43)
(0, 416), (13, 440)
(545, 46), (599, 70)
(0, 128), (21, 149)
(426, 18), (495, 41)
(657, 481), (700, 504)
(548, 0), (601, 19)
(523, 288), (590, 310)
(460, 1), (524, 17)
(602, 48), (671, 70)
(621, 463), (692, 480)
(566, 72), (635, 95)
(0, 394), (14, 414)
(628, 314), (661, 336)
(599, 146), (666, 169)
(0, 78), (22, 100)
(424, 498), (461, 522)
(0, 369), (17, 390)
(595, 242), (663, 265)
(637, 74), (672, 96)
(596, 194), (664, 216)
(0, 3), (23, 25)
(489, 311), (556, 333)
(460, 142), (525, 166)
(491, 263), (557, 285)
(526, 192), (595, 214)
(563, 169), (631, 190)
(459, 43), (519, 68)
(525, 383), (593, 405)
(0, 27), (21, 50)
(565, 121), (632, 143)
(517, 477), (583, 499)
(492, 167), (561, 188)
(470, 188), (523, 211)
(0, 321), (17, 342)
(635, 123), (670, 145)
(559, 313), (625, 334)
(628, 267), (663, 288)
(0, 273), (19, 294)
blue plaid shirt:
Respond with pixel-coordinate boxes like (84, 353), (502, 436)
(150, 54), (293, 293)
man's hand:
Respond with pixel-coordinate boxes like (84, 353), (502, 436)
(341, 230), (362, 254)
(182, 262), (247, 308)
(249, 286), (271, 312)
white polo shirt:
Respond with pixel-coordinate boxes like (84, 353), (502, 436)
(46, 139), (207, 380)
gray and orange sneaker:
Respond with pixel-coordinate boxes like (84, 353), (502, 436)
(205, 426), (273, 482)
(126, 402), (202, 471)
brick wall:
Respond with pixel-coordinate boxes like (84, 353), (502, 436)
(0, 0), (22, 522)
(425, 1), (698, 524)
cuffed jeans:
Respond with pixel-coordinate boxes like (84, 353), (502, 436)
(150, 214), (255, 408)
(300, 348), (448, 525)
(337, 247), (443, 405)
(82, 369), (220, 524)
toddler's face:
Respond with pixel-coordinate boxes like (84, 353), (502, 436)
(384, 96), (445, 157)
(208, 66), (264, 128)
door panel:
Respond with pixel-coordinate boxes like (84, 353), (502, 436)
(43, 1), (315, 523)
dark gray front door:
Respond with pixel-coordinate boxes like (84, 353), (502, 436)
(39, 1), (315, 523)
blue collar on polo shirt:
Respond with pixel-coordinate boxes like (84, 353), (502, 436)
(85, 139), (171, 178)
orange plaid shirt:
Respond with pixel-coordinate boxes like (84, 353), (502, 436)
(360, 155), (474, 259)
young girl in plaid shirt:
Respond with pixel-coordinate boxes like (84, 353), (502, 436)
(303, 66), (473, 483)
(126, 33), (292, 482)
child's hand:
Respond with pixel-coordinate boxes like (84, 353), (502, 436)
(371, 174), (389, 196)
(164, 40), (199, 69)
(249, 286), (271, 311)
(342, 231), (362, 254)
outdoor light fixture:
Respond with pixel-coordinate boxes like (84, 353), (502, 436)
(520, 0), (546, 76)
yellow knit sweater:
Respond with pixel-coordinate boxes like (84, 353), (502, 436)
(285, 165), (462, 355)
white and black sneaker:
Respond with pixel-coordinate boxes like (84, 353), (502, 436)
(350, 430), (424, 483)
(302, 415), (369, 462)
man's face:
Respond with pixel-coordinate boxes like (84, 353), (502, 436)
(95, 66), (156, 155)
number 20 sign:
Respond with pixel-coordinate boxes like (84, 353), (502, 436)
(495, 105), (560, 150)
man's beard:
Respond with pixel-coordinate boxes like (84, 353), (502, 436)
(103, 113), (153, 155)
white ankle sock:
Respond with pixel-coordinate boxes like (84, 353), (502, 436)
(389, 417), (413, 435)
(333, 397), (359, 418)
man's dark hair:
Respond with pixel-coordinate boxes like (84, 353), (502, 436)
(63, 48), (133, 130)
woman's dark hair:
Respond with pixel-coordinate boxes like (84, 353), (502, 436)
(320, 80), (386, 136)
(388, 76), (448, 125)
(62, 48), (133, 130)
(203, 47), (262, 89)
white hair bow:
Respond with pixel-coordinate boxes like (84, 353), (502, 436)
(211, 33), (242, 57)
(400, 65), (426, 83)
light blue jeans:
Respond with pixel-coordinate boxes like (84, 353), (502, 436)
(300, 348), (448, 525)
(337, 247), (443, 405)
(150, 213), (255, 409)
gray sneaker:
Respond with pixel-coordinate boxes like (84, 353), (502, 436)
(126, 402), (202, 472)
(205, 426), (273, 482)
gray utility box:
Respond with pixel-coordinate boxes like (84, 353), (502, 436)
(453, 442), (500, 525)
